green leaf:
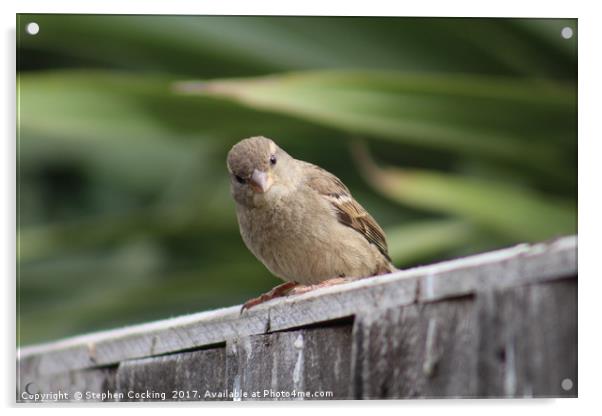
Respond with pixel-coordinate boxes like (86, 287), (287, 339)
(17, 70), (345, 195)
(176, 70), (575, 171)
(386, 219), (479, 266)
(356, 147), (575, 241)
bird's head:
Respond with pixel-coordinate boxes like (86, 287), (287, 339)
(227, 136), (297, 207)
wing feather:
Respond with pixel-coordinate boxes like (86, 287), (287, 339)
(302, 162), (391, 261)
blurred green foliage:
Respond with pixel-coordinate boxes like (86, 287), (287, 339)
(17, 15), (576, 345)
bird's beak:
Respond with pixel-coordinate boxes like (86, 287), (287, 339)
(250, 169), (273, 193)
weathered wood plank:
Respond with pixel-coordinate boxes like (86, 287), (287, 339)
(351, 296), (479, 398)
(475, 280), (577, 398)
(226, 324), (352, 400)
(418, 237), (576, 302)
(267, 276), (417, 332)
(350, 278), (577, 399)
(18, 306), (269, 377)
(116, 347), (227, 401)
(18, 236), (577, 381)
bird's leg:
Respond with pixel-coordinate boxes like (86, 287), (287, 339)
(289, 276), (352, 295)
(241, 281), (299, 313)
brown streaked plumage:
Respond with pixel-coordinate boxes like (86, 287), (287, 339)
(226, 136), (396, 309)
(302, 161), (392, 264)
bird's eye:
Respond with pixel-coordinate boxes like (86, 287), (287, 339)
(234, 175), (246, 184)
(269, 154), (277, 165)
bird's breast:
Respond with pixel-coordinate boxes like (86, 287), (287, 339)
(237, 191), (333, 281)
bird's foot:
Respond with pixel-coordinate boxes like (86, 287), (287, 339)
(241, 281), (298, 313)
(289, 276), (352, 295)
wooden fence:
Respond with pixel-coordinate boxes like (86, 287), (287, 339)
(17, 236), (577, 402)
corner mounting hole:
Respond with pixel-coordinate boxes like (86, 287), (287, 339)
(561, 26), (573, 40)
(561, 378), (573, 391)
(26, 22), (39, 35)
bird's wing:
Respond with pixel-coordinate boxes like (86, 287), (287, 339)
(302, 162), (391, 261)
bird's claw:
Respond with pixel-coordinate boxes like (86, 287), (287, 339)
(240, 294), (270, 314)
(240, 277), (353, 314)
(240, 281), (298, 314)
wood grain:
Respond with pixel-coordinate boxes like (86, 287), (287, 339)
(350, 279), (576, 399)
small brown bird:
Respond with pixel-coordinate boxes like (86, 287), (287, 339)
(227, 136), (396, 310)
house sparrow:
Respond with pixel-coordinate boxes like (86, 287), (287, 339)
(227, 136), (396, 310)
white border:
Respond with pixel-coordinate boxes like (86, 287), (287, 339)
(4, 1), (600, 414)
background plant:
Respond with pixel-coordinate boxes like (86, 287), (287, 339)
(17, 15), (576, 345)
